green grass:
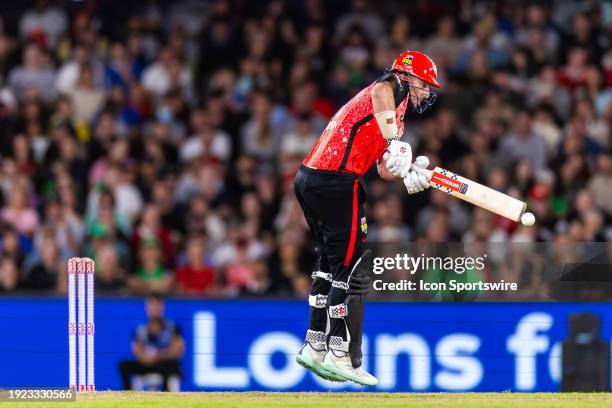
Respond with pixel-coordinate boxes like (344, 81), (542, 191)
(4, 392), (612, 408)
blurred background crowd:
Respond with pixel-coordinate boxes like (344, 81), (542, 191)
(0, 0), (609, 297)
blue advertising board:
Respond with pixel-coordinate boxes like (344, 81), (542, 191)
(0, 298), (610, 392)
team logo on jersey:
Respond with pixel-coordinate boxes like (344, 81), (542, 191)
(402, 55), (413, 65)
(361, 216), (368, 235)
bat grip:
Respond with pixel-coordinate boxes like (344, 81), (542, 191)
(410, 164), (433, 181)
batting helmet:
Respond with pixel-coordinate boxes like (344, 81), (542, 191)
(391, 51), (441, 88)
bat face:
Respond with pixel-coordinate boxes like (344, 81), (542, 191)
(429, 167), (527, 222)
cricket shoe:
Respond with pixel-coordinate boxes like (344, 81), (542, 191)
(322, 350), (378, 386)
(296, 342), (346, 382)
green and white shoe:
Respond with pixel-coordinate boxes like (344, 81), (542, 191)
(322, 350), (378, 386)
(296, 342), (347, 383)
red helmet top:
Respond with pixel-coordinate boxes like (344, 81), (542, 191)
(391, 51), (441, 88)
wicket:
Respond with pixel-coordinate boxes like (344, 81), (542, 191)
(68, 257), (95, 392)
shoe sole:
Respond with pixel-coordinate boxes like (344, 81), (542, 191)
(322, 358), (378, 387)
(296, 354), (346, 383)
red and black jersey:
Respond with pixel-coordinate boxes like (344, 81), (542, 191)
(303, 72), (410, 178)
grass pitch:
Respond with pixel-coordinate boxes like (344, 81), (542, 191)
(6, 391), (612, 408)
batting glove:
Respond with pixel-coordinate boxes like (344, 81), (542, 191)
(383, 140), (412, 178)
(403, 156), (431, 194)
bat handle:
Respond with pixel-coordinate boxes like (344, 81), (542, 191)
(411, 164), (433, 181)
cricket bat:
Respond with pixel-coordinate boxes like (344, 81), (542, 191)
(420, 166), (527, 222)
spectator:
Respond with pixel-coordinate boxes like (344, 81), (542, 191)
(119, 294), (184, 391)
(241, 91), (283, 161)
(1, 183), (39, 236)
(335, 0), (385, 43)
(182, 193), (226, 246)
(463, 208), (508, 244)
(180, 108), (232, 163)
(558, 47), (589, 92)
(12, 133), (38, 177)
(56, 45), (104, 94)
(588, 153), (612, 216)
(86, 222), (130, 272)
(0, 224), (25, 269)
(240, 259), (275, 296)
(280, 112), (318, 160)
(131, 204), (175, 267)
(416, 190), (470, 240)
(142, 48), (191, 100)
(94, 243), (127, 294)
(104, 43), (142, 90)
(531, 105), (562, 155)
(19, 0), (67, 48)
(196, 13), (239, 77)
(514, 4), (559, 65)
(174, 234), (216, 296)
(128, 237), (173, 295)
(89, 138), (130, 186)
(37, 197), (84, 258)
(213, 223), (267, 294)
(22, 231), (59, 289)
(68, 64), (106, 122)
(424, 15), (461, 70)
(369, 195), (411, 242)
(498, 109), (548, 171)
(526, 65), (572, 119)
(8, 43), (56, 102)
(86, 186), (132, 238)
(454, 14), (511, 74)
(0, 255), (19, 292)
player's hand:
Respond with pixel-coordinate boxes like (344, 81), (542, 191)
(139, 354), (156, 366)
(383, 140), (412, 178)
(403, 156), (431, 194)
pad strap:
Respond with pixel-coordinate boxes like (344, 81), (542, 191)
(308, 294), (328, 308)
(329, 303), (348, 318)
(306, 330), (327, 345)
(329, 336), (350, 352)
(331, 280), (349, 290)
(311, 271), (332, 281)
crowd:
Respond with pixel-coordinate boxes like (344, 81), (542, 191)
(0, 0), (609, 298)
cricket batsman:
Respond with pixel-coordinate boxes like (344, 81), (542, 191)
(295, 51), (440, 385)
